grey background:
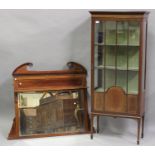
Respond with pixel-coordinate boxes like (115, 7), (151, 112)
(0, 9), (154, 145)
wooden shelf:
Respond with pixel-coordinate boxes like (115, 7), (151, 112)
(95, 65), (139, 71)
(94, 43), (140, 46)
(95, 87), (104, 92)
(95, 87), (138, 94)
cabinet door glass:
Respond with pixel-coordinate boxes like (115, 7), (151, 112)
(117, 21), (128, 45)
(106, 21), (116, 45)
(129, 21), (140, 46)
(94, 20), (140, 95)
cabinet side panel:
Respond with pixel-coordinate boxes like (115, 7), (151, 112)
(140, 20), (147, 115)
(140, 19), (147, 115)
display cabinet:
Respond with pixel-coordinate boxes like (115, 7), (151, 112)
(8, 62), (90, 139)
(90, 11), (149, 144)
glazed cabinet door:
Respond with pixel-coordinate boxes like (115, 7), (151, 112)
(93, 19), (140, 114)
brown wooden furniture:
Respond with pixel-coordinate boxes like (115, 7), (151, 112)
(90, 11), (149, 144)
(8, 62), (90, 139)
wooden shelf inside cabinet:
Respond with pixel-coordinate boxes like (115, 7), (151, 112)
(8, 62), (90, 140)
(90, 11), (149, 144)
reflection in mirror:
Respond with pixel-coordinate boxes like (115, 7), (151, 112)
(18, 90), (85, 136)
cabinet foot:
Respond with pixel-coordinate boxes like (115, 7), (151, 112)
(137, 118), (141, 145)
(97, 116), (99, 134)
(91, 134), (93, 139)
(96, 129), (99, 133)
(141, 115), (145, 138)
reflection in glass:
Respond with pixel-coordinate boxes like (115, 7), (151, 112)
(19, 90), (85, 136)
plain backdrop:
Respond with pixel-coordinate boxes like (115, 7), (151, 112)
(0, 9), (155, 145)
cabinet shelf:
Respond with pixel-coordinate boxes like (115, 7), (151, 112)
(95, 87), (138, 94)
(95, 65), (139, 71)
(95, 87), (104, 92)
(94, 43), (140, 47)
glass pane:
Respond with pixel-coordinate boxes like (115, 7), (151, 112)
(105, 46), (115, 68)
(94, 20), (105, 92)
(128, 46), (139, 70)
(94, 21), (105, 44)
(117, 21), (128, 45)
(116, 70), (127, 92)
(129, 21), (140, 46)
(94, 45), (104, 67)
(116, 46), (127, 70)
(18, 90), (85, 136)
(128, 71), (139, 94)
(105, 69), (115, 91)
(94, 69), (104, 92)
(106, 21), (116, 45)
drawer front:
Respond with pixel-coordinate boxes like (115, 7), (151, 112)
(14, 75), (85, 91)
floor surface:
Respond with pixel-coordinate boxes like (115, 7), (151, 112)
(0, 115), (155, 146)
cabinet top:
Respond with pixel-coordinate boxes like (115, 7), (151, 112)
(89, 11), (149, 19)
(89, 11), (149, 15)
(12, 62), (87, 76)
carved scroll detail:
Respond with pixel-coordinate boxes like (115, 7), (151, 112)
(67, 62), (87, 74)
(12, 63), (33, 75)
(12, 62), (87, 76)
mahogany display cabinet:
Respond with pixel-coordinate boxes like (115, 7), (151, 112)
(90, 11), (149, 144)
(8, 62), (90, 139)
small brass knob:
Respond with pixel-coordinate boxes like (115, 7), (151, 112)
(19, 82), (22, 86)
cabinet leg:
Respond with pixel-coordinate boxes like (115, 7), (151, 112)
(90, 114), (94, 139)
(137, 118), (141, 145)
(141, 115), (145, 138)
(97, 116), (99, 133)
